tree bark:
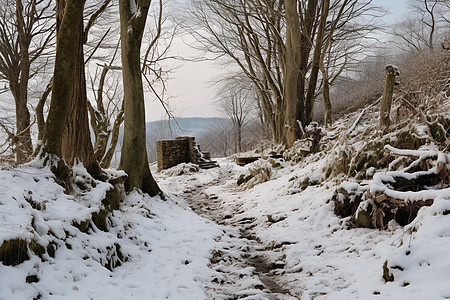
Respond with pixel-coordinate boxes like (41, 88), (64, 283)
(36, 79), (52, 140)
(13, 0), (33, 163)
(283, 0), (302, 147)
(56, 0), (101, 176)
(238, 125), (242, 153)
(118, 0), (161, 196)
(101, 108), (124, 169)
(380, 65), (398, 128)
(322, 70), (332, 127)
(305, 0), (329, 124)
(41, 0), (86, 159)
(296, 0), (318, 127)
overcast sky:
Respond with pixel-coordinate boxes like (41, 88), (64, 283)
(145, 0), (410, 121)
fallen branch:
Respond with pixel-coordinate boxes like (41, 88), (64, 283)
(348, 96), (381, 134)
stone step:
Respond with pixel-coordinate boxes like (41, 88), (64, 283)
(199, 161), (219, 169)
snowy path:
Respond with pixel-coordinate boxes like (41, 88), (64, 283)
(181, 168), (298, 300)
(157, 158), (426, 300)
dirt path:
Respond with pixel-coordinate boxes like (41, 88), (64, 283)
(183, 169), (297, 300)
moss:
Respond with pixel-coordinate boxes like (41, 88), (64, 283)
(92, 209), (109, 232)
(270, 161), (282, 168)
(103, 182), (123, 212)
(29, 241), (45, 259)
(26, 275), (39, 284)
(0, 239), (29, 266)
(47, 242), (56, 258)
(350, 140), (390, 177)
(392, 127), (423, 149)
(299, 177), (320, 190)
(73, 220), (89, 233)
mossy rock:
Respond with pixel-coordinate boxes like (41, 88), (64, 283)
(354, 202), (373, 228)
(0, 239), (29, 266)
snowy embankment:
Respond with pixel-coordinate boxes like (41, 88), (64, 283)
(2, 98), (450, 299)
(0, 163), (221, 299)
(156, 137), (450, 298)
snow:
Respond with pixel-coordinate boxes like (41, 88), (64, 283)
(0, 163), (222, 299)
(2, 122), (450, 298)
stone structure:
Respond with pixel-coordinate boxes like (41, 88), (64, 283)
(157, 136), (217, 171)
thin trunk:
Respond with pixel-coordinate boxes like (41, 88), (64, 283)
(297, 0), (318, 126)
(238, 125), (242, 153)
(15, 0), (32, 163)
(380, 65), (398, 129)
(318, 0), (347, 128)
(118, 0), (161, 196)
(101, 109), (124, 169)
(305, 0), (329, 124)
(36, 79), (52, 140)
(322, 71), (332, 127)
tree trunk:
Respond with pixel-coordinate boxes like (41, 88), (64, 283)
(101, 109), (124, 169)
(296, 0), (318, 127)
(305, 0), (329, 124)
(13, 87), (32, 163)
(238, 125), (242, 153)
(36, 79), (52, 140)
(118, 0), (161, 196)
(283, 0), (302, 147)
(14, 0), (33, 163)
(41, 0), (86, 159)
(380, 65), (398, 129)
(57, 0), (101, 176)
(322, 70), (332, 128)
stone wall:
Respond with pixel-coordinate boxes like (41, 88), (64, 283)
(156, 136), (199, 171)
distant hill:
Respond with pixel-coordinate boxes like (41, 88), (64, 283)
(146, 117), (227, 140)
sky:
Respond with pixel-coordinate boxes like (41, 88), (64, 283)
(145, 0), (411, 122)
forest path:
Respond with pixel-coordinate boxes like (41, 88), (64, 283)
(182, 168), (298, 300)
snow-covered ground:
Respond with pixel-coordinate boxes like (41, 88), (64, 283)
(0, 163), (222, 299)
(1, 96), (450, 299)
(155, 149), (450, 299)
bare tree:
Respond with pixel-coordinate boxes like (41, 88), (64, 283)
(88, 41), (124, 169)
(39, 0), (85, 182)
(118, 0), (161, 196)
(187, 0), (383, 146)
(392, 0), (449, 52)
(217, 84), (252, 153)
(0, 0), (54, 163)
(199, 119), (234, 157)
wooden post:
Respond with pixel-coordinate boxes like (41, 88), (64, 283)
(380, 65), (399, 128)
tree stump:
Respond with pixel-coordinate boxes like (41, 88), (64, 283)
(380, 65), (400, 128)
